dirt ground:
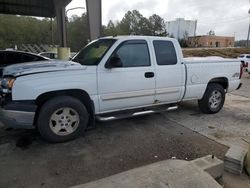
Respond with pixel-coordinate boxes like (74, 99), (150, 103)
(0, 74), (250, 188)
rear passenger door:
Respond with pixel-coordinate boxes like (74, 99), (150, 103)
(153, 40), (185, 103)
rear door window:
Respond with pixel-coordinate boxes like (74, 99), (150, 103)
(0, 52), (6, 64)
(22, 54), (37, 62)
(153, 40), (177, 65)
(5, 52), (23, 64)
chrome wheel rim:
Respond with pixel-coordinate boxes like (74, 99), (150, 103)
(209, 90), (222, 109)
(49, 107), (80, 136)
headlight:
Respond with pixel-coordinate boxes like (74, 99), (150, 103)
(1, 77), (15, 92)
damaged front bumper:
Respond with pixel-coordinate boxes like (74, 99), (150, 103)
(0, 100), (37, 129)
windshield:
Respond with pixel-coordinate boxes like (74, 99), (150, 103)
(72, 39), (116, 65)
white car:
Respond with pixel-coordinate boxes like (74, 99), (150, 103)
(0, 36), (242, 143)
(237, 54), (250, 73)
(237, 54), (250, 63)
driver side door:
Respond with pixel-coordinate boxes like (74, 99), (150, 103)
(97, 40), (156, 113)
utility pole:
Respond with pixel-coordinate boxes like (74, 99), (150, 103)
(50, 18), (54, 46)
(247, 8), (250, 47)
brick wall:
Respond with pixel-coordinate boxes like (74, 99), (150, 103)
(188, 36), (235, 48)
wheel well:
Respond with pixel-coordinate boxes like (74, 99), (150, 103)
(34, 89), (94, 125)
(208, 77), (228, 90)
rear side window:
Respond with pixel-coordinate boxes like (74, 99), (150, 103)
(246, 55), (250, 59)
(22, 54), (37, 62)
(5, 52), (23, 64)
(153, 40), (177, 65)
(0, 52), (6, 64)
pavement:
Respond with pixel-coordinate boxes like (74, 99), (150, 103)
(167, 73), (250, 149)
(72, 159), (222, 188)
(0, 73), (250, 188)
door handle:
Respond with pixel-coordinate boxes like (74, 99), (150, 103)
(145, 72), (155, 78)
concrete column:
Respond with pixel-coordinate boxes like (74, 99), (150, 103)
(54, 0), (71, 47)
(55, 7), (67, 47)
(57, 47), (70, 60)
(86, 0), (102, 41)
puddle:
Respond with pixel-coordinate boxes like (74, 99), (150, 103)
(16, 134), (33, 150)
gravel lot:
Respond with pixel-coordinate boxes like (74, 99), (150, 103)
(0, 74), (250, 188)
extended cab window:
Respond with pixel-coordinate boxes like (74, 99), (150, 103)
(153, 40), (177, 65)
(110, 40), (150, 67)
(72, 39), (116, 65)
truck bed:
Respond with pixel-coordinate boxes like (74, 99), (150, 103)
(182, 57), (241, 100)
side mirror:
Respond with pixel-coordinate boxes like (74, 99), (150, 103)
(105, 56), (123, 69)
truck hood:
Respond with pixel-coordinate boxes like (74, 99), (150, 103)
(3, 60), (85, 77)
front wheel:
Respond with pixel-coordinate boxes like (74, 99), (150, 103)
(37, 96), (89, 143)
(198, 83), (225, 114)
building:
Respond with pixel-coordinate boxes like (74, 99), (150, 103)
(166, 18), (197, 39)
(188, 35), (235, 48)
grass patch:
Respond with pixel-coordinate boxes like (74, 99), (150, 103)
(182, 48), (250, 58)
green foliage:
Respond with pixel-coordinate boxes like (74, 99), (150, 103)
(148, 14), (167, 36)
(104, 10), (168, 37)
(235, 40), (247, 47)
(0, 14), (53, 49)
(0, 10), (168, 51)
(67, 13), (89, 52)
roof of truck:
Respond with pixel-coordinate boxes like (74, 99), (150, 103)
(101, 35), (176, 41)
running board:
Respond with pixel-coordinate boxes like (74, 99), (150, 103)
(96, 105), (178, 121)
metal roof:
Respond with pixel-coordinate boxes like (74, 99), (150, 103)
(0, 0), (71, 17)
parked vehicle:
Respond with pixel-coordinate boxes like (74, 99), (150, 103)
(238, 54), (250, 70)
(39, 52), (58, 59)
(237, 54), (250, 64)
(0, 50), (50, 76)
(244, 61), (250, 74)
(39, 52), (78, 60)
(0, 36), (242, 143)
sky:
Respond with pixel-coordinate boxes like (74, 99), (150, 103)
(66, 0), (250, 40)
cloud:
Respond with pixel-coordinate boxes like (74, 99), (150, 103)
(67, 0), (250, 40)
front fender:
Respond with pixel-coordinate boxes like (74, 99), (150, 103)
(12, 70), (97, 101)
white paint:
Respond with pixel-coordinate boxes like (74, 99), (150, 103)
(166, 18), (197, 39)
(8, 36), (241, 115)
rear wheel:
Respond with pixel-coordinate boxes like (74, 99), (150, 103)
(198, 83), (225, 114)
(37, 96), (89, 143)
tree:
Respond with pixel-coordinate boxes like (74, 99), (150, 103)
(0, 10), (170, 52)
(178, 31), (189, 48)
(104, 20), (118, 36)
(207, 30), (215, 36)
(103, 10), (168, 37)
(67, 13), (89, 51)
(148, 14), (167, 36)
(118, 10), (151, 35)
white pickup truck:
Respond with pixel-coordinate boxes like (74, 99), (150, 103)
(0, 36), (242, 142)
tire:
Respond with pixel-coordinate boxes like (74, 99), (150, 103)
(198, 83), (225, 114)
(37, 96), (89, 143)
